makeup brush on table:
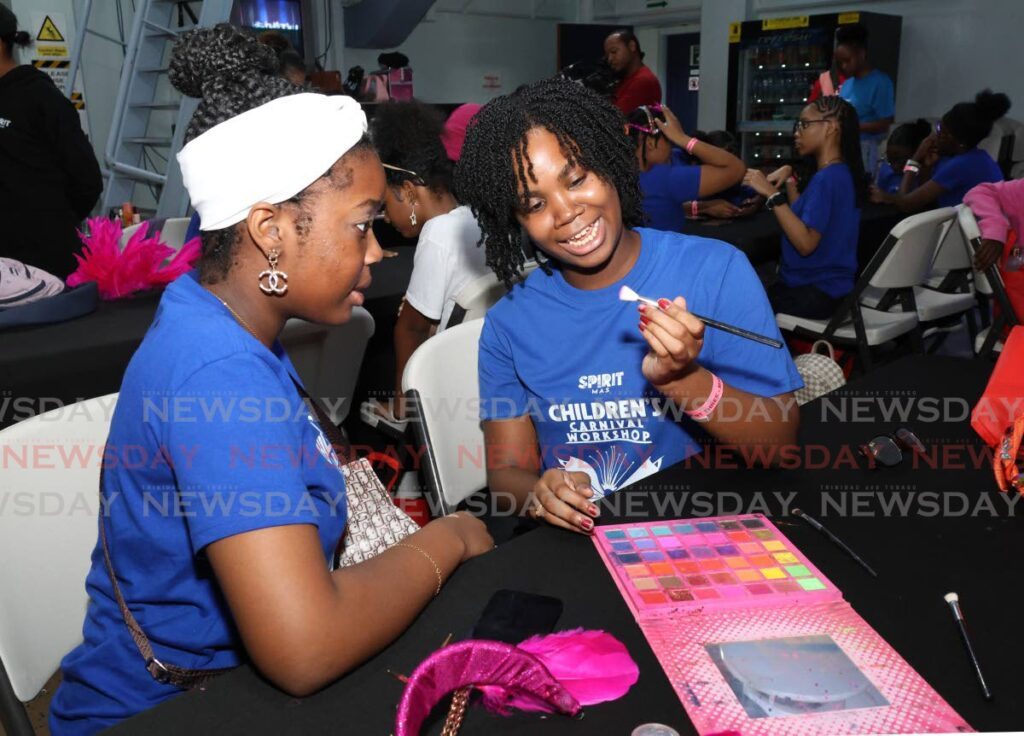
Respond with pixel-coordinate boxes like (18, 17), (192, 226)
(618, 285), (784, 349)
(944, 592), (993, 700)
(792, 508), (877, 577)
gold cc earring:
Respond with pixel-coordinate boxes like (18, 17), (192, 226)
(258, 248), (288, 295)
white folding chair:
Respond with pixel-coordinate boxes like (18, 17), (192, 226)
(912, 211), (979, 339)
(402, 320), (486, 515)
(444, 261), (539, 330)
(958, 205), (1020, 357)
(118, 217), (192, 251)
(776, 208), (955, 371)
(280, 307), (375, 425)
(0, 394), (118, 736)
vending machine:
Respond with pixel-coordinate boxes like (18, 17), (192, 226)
(726, 11), (902, 166)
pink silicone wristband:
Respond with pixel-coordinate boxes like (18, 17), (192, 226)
(686, 372), (724, 422)
(685, 137), (698, 154)
(690, 200), (700, 218)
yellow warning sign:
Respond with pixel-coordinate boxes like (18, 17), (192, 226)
(728, 22), (742, 44)
(761, 16), (809, 31)
(838, 12), (861, 24)
(37, 15), (65, 43)
(35, 45), (68, 58)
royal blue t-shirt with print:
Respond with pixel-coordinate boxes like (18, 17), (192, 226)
(639, 149), (701, 232)
(478, 228), (802, 497)
(932, 148), (1003, 208)
(50, 272), (348, 735)
(780, 162), (860, 298)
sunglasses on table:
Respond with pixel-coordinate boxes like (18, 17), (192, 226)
(859, 428), (927, 468)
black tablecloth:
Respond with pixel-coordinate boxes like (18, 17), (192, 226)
(0, 250), (416, 429)
(680, 204), (903, 270)
(110, 355), (1024, 735)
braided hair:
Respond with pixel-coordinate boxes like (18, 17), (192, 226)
(625, 105), (666, 169)
(369, 101), (454, 196)
(168, 24), (371, 283)
(455, 78), (643, 286)
(887, 118), (932, 151)
(811, 95), (867, 207)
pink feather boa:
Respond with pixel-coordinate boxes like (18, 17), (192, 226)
(66, 217), (200, 299)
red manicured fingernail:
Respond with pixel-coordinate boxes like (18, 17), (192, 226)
(637, 303), (646, 313)
(588, 504), (600, 517)
(658, 298), (671, 310)
(638, 322), (646, 332)
(640, 315), (651, 325)
(580, 517), (594, 531)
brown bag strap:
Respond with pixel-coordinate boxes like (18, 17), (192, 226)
(98, 464), (237, 689)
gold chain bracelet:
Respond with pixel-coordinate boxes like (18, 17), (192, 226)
(394, 543), (442, 597)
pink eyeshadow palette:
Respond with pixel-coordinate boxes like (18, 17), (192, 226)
(594, 514), (839, 615)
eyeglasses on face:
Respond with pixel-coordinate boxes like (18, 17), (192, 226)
(792, 117), (834, 133)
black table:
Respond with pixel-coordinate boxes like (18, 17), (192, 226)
(112, 356), (1024, 735)
(681, 204), (903, 271)
(0, 249), (416, 429)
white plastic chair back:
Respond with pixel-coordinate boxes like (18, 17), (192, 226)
(868, 208), (956, 289)
(958, 205), (995, 295)
(0, 394), (118, 702)
(158, 217), (193, 251)
(453, 272), (508, 325)
(931, 216), (973, 272)
(280, 307), (374, 424)
(402, 320), (486, 513)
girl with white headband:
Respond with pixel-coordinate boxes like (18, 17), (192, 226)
(50, 24), (491, 734)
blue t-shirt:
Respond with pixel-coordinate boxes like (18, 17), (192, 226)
(639, 149), (701, 232)
(50, 273), (348, 735)
(478, 228), (802, 496)
(932, 148), (1003, 208)
(839, 70), (894, 141)
(780, 163), (860, 299)
(875, 161), (902, 193)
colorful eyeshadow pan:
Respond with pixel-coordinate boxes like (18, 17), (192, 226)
(596, 516), (838, 615)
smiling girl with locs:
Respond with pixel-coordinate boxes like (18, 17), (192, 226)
(457, 78), (802, 536)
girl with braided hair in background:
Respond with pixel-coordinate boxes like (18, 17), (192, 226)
(50, 24), (490, 734)
(744, 96), (866, 320)
(456, 78), (801, 535)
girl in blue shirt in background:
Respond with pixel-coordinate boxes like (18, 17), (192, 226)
(455, 78), (801, 535)
(875, 119), (931, 193)
(744, 96), (866, 320)
(871, 90), (1009, 212)
(626, 104), (746, 230)
(833, 23), (895, 173)
(50, 25), (491, 734)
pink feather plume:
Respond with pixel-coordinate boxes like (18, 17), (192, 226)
(479, 628), (639, 714)
(66, 217), (200, 299)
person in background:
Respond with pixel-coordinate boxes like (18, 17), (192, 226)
(875, 119), (931, 193)
(369, 101), (489, 423)
(871, 90), (1009, 212)
(744, 96), (865, 319)
(963, 179), (1024, 330)
(627, 105), (745, 229)
(604, 29), (661, 115)
(833, 23), (894, 174)
(0, 6), (102, 279)
(441, 103), (482, 164)
(693, 130), (760, 217)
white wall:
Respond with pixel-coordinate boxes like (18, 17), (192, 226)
(341, 10), (562, 104)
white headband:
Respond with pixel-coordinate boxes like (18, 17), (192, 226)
(177, 93), (367, 231)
